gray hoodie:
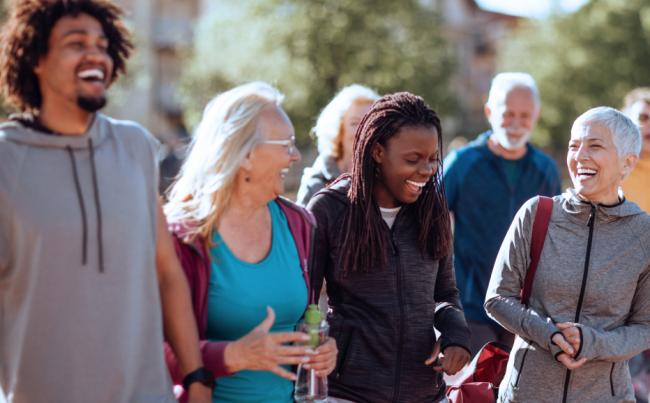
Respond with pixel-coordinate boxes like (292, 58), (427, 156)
(485, 190), (650, 403)
(0, 115), (174, 402)
(296, 154), (341, 206)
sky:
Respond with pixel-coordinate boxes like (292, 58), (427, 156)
(475, 0), (590, 18)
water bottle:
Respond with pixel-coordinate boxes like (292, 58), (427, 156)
(294, 304), (329, 403)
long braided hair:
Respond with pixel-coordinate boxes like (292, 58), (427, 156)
(338, 92), (452, 273)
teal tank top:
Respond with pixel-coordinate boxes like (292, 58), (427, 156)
(206, 200), (308, 403)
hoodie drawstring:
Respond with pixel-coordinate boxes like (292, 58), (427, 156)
(65, 139), (104, 273)
(88, 138), (104, 273)
(66, 146), (88, 266)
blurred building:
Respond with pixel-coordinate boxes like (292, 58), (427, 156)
(109, 0), (519, 142)
(108, 0), (199, 139)
(433, 0), (521, 138)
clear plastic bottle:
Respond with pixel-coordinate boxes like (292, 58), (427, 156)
(294, 304), (329, 403)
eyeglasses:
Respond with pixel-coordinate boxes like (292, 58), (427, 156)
(260, 136), (297, 155)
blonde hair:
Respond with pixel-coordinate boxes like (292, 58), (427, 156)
(313, 84), (379, 159)
(164, 81), (284, 243)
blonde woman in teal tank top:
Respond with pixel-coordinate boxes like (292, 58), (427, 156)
(164, 82), (337, 402)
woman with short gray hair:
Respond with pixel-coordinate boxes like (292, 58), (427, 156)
(485, 106), (650, 402)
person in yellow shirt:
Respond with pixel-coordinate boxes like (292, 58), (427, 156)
(622, 88), (650, 212)
(622, 88), (650, 403)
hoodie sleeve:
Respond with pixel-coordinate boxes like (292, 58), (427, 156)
(433, 252), (471, 354)
(577, 263), (650, 362)
(484, 197), (559, 351)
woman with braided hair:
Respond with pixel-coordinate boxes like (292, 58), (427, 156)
(308, 92), (471, 402)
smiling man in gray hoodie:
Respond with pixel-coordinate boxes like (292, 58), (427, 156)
(0, 1), (211, 402)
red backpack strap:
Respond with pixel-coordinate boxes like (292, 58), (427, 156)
(520, 196), (553, 306)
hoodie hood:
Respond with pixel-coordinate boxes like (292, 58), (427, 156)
(321, 175), (351, 205)
(1, 114), (111, 272)
(0, 113), (107, 150)
(306, 154), (341, 182)
(560, 187), (645, 223)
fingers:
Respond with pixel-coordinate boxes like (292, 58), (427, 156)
(268, 331), (310, 344)
(309, 354), (336, 376)
(306, 339), (337, 376)
(441, 348), (470, 376)
(424, 355), (438, 366)
(269, 365), (298, 381)
(552, 333), (575, 356)
(253, 306), (276, 334)
(557, 353), (588, 370)
(432, 362), (444, 373)
(571, 357), (588, 369)
(425, 339), (442, 365)
(555, 323), (582, 355)
(274, 344), (312, 358)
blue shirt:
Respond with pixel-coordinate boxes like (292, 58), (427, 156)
(443, 131), (561, 323)
(206, 201), (308, 403)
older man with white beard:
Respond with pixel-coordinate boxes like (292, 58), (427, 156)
(443, 72), (561, 354)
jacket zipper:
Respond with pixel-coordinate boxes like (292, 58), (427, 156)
(391, 235), (404, 402)
(562, 204), (596, 403)
(609, 363), (615, 396)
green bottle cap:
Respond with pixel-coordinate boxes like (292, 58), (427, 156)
(304, 304), (321, 325)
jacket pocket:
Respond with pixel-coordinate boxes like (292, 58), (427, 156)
(332, 321), (353, 380)
(514, 346), (530, 388)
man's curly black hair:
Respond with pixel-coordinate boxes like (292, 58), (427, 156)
(0, 0), (133, 112)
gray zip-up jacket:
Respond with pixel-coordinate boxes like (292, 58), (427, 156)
(485, 190), (650, 403)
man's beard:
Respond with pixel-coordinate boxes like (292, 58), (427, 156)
(77, 95), (107, 112)
(493, 127), (531, 150)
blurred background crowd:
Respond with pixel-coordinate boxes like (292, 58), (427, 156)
(2, 0), (648, 196)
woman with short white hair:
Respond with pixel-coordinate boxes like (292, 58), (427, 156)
(164, 82), (337, 402)
(296, 84), (379, 205)
(485, 106), (650, 403)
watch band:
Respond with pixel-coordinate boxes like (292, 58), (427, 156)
(182, 367), (215, 390)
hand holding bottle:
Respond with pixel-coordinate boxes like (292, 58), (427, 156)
(303, 338), (337, 377)
(224, 306), (311, 380)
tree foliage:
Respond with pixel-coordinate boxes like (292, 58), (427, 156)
(180, 0), (457, 144)
(501, 0), (650, 154)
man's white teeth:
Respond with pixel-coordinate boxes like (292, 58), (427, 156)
(78, 69), (104, 80)
(406, 180), (425, 188)
(280, 168), (289, 178)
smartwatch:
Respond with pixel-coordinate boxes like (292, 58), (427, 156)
(182, 367), (215, 390)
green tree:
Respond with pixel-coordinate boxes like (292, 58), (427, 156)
(501, 0), (650, 155)
(181, 0), (457, 144)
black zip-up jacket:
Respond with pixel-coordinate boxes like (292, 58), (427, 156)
(307, 179), (471, 403)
